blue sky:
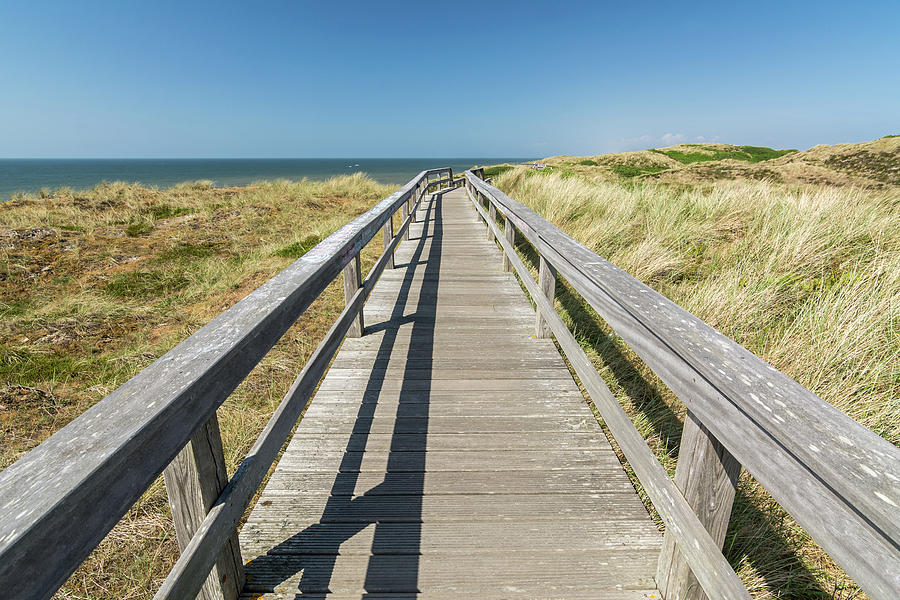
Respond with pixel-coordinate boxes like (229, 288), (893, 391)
(1, 0), (898, 158)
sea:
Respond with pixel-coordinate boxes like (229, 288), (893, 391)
(0, 158), (534, 201)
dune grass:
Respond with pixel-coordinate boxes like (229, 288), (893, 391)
(491, 166), (899, 599)
(0, 173), (398, 599)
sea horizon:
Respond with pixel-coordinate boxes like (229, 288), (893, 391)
(0, 157), (536, 201)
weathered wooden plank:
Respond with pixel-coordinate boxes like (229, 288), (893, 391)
(235, 187), (661, 599)
(295, 415), (602, 434)
(255, 469), (636, 496)
(0, 168), (449, 600)
(239, 592), (661, 600)
(467, 172), (900, 598)
(657, 411), (741, 600)
(152, 180), (437, 600)
(241, 551), (659, 594)
(163, 415), (243, 600)
(468, 183), (750, 599)
(272, 449), (623, 473)
(286, 431), (611, 452)
(341, 254), (363, 338)
(240, 519), (660, 557)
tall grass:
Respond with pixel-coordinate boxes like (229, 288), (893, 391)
(494, 167), (898, 599)
(0, 173), (397, 599)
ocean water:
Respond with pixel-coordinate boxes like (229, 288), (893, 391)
(0, 158), (533, 201)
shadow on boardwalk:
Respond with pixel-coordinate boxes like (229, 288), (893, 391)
(243, 195), (443, 597)
(514, 234), (832, 599)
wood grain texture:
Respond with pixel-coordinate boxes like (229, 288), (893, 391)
(341, 254), (363, 337)
(163, 416), (243, 600)
(0, 168), (449, 600)
(237, 188), (662, 598)
(657, 411), (741, 600)
(468, 183), (750, 600)
(466, 171), (900, 599)
(153, 171), (432, 600)
(503, 215), (516, 272)
(536, 254), (557, 338)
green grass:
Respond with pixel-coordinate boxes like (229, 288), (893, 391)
(651, 145), (796, 165)
(104, 271), (189, 298)
(273, 234), (323, 259)
(482, 164), (515, 178)
(609, 164), (668, 178)
(146, 204), (194, 220)
(158, 241), (220, 261)
(125, 222), (154, 237)
(577, 159), (599, 166)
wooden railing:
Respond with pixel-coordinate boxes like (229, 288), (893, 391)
(463, 170), (900, 600)
(0, 168), (457, 600)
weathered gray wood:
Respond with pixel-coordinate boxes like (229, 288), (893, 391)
(503, 216), (516, 271)
(163, 416), (243, 600)
(466, 172), (900, 599)
(400, 200), (410, 239)
(658, 411), (741, 600)
(487, 200), (497, 240)
(536, 254), (556, 338)
(153, 175), (431, 600)
(342, 254), (363, 337)
(469, 187), (750, 600)
(237, 188), (662, 598)
(382, 213), (394, 269)
(0, 167), (448, 600)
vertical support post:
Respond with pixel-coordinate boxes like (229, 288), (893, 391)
(487, 201), (497, 241)
(657, 411), (741, 600)
(164, 415), (243, 600)
(503, 216), (516, 272)
(343, 253), (364, 337)
(535, 255), (556, 338)
(401, 195), (410, 241)
(382, 213), (394, 269)
(409, 184), (417, 223)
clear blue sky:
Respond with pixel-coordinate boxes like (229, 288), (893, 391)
(1, 0), (898, 158)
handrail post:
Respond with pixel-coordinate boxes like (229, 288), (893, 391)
(382, 212), (395, 269)
(163, 415), (243, 600)
(487, 200), (497, 241)
(342, 253), (364, 337)
(657, 411), (741, 600)
(503, 216), (516, 272)
(535, 255), (556, 338)
(401, 195), (410, 240)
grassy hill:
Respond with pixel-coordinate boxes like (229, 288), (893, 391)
(484, 138), (898, 599)
(503, 135), (900, 189)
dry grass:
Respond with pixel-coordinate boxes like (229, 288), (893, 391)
(492, 166), (899, 599)
(0, 173), (398, 599)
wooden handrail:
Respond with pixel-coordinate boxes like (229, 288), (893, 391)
(0, 167), (451, 600)
(463, 171), (900, 600)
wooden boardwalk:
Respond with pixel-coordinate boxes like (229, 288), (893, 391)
(238, 188), (662, 598)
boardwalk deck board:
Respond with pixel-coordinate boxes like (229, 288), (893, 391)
(238, 188), (662, 597)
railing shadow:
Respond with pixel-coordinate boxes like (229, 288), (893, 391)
(511, 238), (830, 599)
(243, 194), (442, 598)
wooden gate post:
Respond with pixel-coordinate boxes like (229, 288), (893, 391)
(535, 255), (556, 338)
(503, 217), (516, 272)
(164, 415), (244, 600)
(343, 253), (364, 337)
(657, 411), (741, 600)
